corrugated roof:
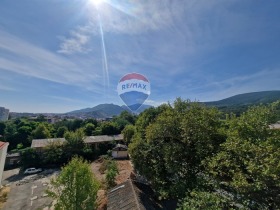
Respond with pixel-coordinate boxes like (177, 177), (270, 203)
(31, 138), (66, 148)
(269, 123), (280, 129)
(84, 134), (123, 144)
(112, 144), (128, 151)
(31, 134), (124, 148)
(6, 152), (20, 157)
(107, 179), (158, 210)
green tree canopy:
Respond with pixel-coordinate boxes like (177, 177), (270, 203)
(84, 123), (95, 136)
(205, 102), (280, 209)
(129, 99), (224, 199)
(64, 128), (85, 157)
(0, 122), (6, 135)
(121, 124), (135, 144)
(100, 122), (119, 135)
(46, 156), (100, 210)
(56, 126), (68, 138)
(32, 124), (51, 139)
(21, 148), (42, 168)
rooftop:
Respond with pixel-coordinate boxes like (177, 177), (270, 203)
(31, 134), (124, 148)
(31, 138), (66, 148)
(112, 144), (128, 151)
(107, 179), (160, 210)
(0, 141), (9, 149)
(84, 134), (123, 144)
(269, 123), (280, 129)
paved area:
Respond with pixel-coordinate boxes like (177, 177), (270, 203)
(2, 168), (59, 210)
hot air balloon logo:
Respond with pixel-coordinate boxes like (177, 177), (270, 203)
(117, 73), (151, 112)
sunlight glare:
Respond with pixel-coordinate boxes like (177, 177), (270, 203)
(89, 0), (104, 7)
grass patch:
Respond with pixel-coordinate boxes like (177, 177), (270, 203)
(0, 186), (11, 209)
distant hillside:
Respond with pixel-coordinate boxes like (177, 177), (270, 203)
(204, 90), (280, 116)
(68, 104), (125, 116)
(67, 103), (153, 118)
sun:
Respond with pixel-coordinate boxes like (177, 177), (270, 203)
(89, 0), (104, 7)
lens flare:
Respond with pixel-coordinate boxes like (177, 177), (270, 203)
(89, 0), (104, 7)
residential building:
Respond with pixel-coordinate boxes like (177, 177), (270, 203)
(0, 141), (9, 187)
(0, 107), (9, 122)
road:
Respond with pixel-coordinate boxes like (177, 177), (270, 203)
(2, 168), (59, 210)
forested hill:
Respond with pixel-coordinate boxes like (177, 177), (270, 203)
(203, 90), (280, 115)
(67, 103), (152, 118)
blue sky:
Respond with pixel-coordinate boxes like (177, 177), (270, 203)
(1, 0), (280, 113)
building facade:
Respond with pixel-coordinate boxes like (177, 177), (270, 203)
(0, 107), (9, 122)
(0, 142), (9, 187)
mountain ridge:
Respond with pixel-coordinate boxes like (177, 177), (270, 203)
(9, 91), (280, 118)
(204, 90), (280, 106)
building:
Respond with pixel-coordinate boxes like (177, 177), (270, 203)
(5, 152), (21, 168)
(31, 134), (124, 152)
(0, 142), (9, 187)
(107, 179), (160, 210)
(112, 144), (128, 159)
(269, 123), (280, 129)
(31, 138), (66, 153)
(0, 107), (9, 122)
(84, 134), (123, 149)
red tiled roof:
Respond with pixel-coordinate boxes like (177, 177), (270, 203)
(0, 141), (8, 149)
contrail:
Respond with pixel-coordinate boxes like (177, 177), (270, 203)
(97, 12), (110, 93)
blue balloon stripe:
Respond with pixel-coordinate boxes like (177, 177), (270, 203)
(119, 91), (149, 111)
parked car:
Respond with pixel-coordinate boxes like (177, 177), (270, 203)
(23, 167), (43, 175)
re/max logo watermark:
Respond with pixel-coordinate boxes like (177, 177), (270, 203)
(122, 83), (147, 90)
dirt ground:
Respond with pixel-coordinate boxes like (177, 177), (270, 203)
(115, 160), (133, 184)
(91, 159), (134, 210)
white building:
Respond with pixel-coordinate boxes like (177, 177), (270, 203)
(0, 107), (9, 122)
(0, 142), (9, 187)
(112, 144), (128, 159)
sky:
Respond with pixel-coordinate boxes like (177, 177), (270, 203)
(0, 0), (280, 113)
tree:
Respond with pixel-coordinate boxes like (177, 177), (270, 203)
(43, 141), (66, 165)
(105, 160), (119, 188)
(56, 126), (68, 138)
(0, 122), (6, 135)
(119, 111), (136, 124)
(4, 121), (19, 150)
(205, 102), (280, 209)
(122, 125), (135, 144)
(100, 122), (119, 135)
(69, 119), (83, 131)
(84, 123), (95, 136)
(21, 148), (42, 168)
(135, 104), (170, 138)
(82, 119), (98, 127)
(178, 190), (234, 210)
(32, 124), (51, 139)
(129, 99), (223, 199)
(17, 125), (32, 147)
(64, 128), (85, 157)
(46, 157), (100, 210)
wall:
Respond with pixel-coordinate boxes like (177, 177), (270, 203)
(112, 150), (128, 159)
(0, 143), (8, 187)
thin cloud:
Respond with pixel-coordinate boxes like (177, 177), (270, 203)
(58, 30), (92, 54)
(0, 31), (101, 90)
